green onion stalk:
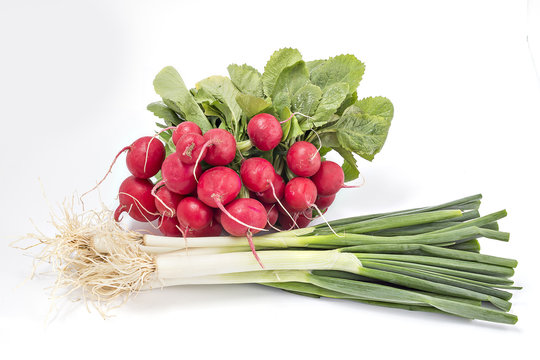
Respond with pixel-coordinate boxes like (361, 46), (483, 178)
(30, 194), (520, 324)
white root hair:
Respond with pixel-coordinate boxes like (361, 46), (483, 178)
(19, 201), (155, 316)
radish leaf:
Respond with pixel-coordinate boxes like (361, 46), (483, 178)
(228, 64), (263, 98)
(262, 48), (303, 97)
(236, 94), (271, 118)
(334, 106), (392, 161)
(271, 61), (310, 114)
(356, 96), (394, 122)
(311, 82), (349, 126)
(310, 54), (365, 94)
(153, 66), (212, 132)
(292, 84), (322, 117)
(147, 101), (181, 126)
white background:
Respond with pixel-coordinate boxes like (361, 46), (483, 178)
(1, 0), (539, 359)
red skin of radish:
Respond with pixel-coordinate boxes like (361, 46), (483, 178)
(264, 203), (279, 228)
(115, 176), (159, 222)
(176, 133), (207, 165)
(161, 153), (201, 195)
(186, 221), (223, 237)
(126, 136), (166, 179)
(286, 141), (321, 177)
(247, 113), (283, 151)
(197, 166), (242, 208)
(276, 197), (298, 216)
(256, 173), (285, 203)
(154, 186), (184, 217)
(213, 209), (222, 224)
(158, 215), (183, 237)
(203, 129), (237, 166)
(311, 161), (344, 196)
(172, 121), (202, 145)
(284, 177), (318, 211)
(240, 157), (275, 192)
(177, 197), (213, 230)
(278, 210), (311, 230)
(220, 198), (267, 236)
(315, 194), (336, 209)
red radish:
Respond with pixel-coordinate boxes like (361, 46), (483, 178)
(315, 194), (336, 209)
(296, 212), (313, 228)
(221, 198), (268, 267)
(115, 176), (159, 222)
(247, 113), (283, 151)
(284, 177), (318, 211)
(126, 136), (166, 179)
(198, 168), (267, 262)
(286, 141), (321, 177)
(161, 153), (201, 195)
(176, 133), (207, 164)
(80, 136), (165, 201)
(197, 167), (242, 208)
(278, 210), (312, 230)
(240, 157), (275, 192)
(172, 121), (202, 145)
(274, 196), (301, 229)
(158, 216), (183, 237)
(213, 209), (223, 224)
(311, 161), (345, 196)
(256, 173), (285, 204)
(186, 221), (223, 237)
(264, 203), (279, 228)
(154, 185), (184, 217)
(276, 198), (298, 216)
(177, 197), (213, 231)
(201, 129), (237, 166)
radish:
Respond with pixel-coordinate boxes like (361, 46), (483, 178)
(197, 167), (242, 209)
(311, 160), (345, 196)
(197, 166), (267, 259)
(315, 194), (336, 209)
(274, 195), (301, 229)
(200, 128), (237, 166)
(286, 141), (321, 177)
(176, 133), (207, 164)
(276, 198), (298, 216)
(213, 209), (222, 225)
(158, 215), (183, 237)
(284, 177), (318, 211)
(240, 157), (275, 192)
(172, 121), (202, 145)
(127, 136), (166, 179)
(278, 210), (311, 230)
(161, 153), (201, 195)
(247, 113), (282, 151)
(256, 173), (285, 204)
(115, 176), (159, 222)
(284, 177), (340, 236)
(154, 185), (184, 218)
(264, 203), (279, 229)
(186, 221), (223, 237)
(177, 197), (213, 231)
(220, 198), (267, 267)
(80, 136), (165, 201)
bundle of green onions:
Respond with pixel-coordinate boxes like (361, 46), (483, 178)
(34, 194), (519, 324)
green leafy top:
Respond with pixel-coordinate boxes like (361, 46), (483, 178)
(148, 48), (394, 181)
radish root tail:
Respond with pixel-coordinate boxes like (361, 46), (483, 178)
(80, 146), (131, 204)
(246, 230), (264, 269)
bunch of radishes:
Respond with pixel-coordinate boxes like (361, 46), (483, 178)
(114, 113), (347, 244)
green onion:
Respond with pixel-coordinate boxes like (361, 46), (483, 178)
(30, 194), (520, 325)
